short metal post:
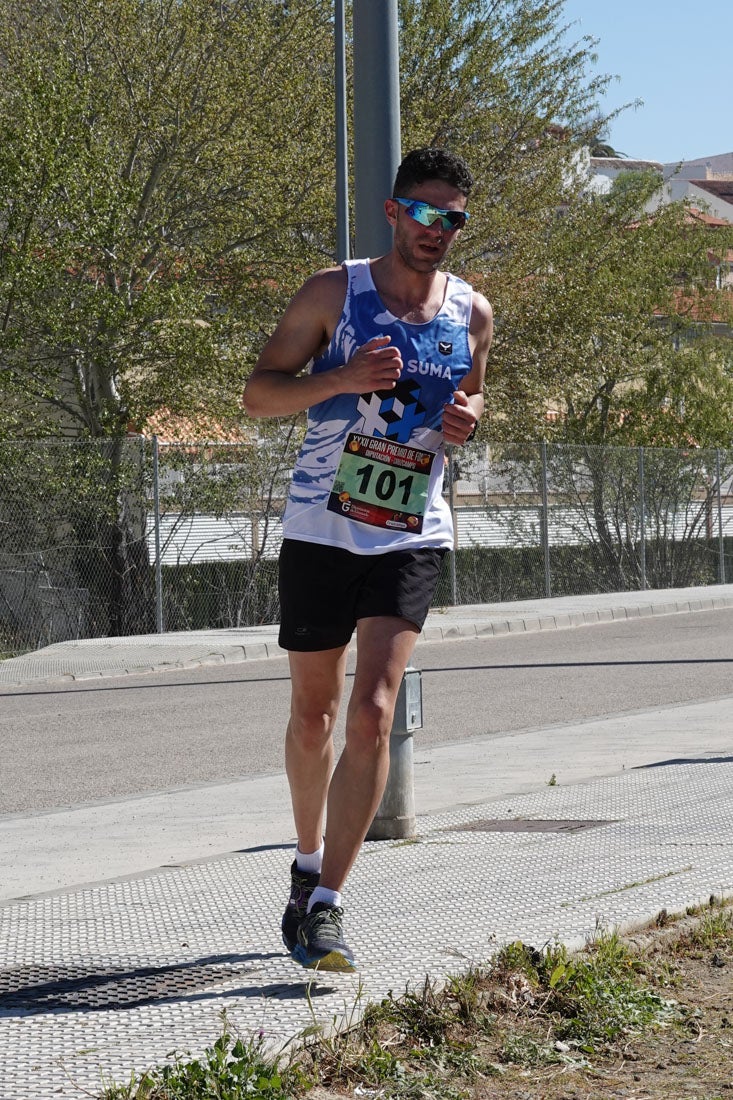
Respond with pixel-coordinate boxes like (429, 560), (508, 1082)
(366, 667), (422, 840)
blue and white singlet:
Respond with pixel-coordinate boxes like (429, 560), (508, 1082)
(282, 258), (474, 554)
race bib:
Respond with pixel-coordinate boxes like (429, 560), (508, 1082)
(327, 432), (436, 533)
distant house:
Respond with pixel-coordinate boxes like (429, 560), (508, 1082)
(659, 172), (733, 224)
(584, 148), (733, 225)
(585, 154), (663, 196)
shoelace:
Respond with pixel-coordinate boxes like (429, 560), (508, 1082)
(307, 906), (344, 943)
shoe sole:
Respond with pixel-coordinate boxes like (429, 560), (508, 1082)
(291, 944), (357, 972)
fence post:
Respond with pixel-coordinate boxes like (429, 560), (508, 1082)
(716, 449), (726, 584)
(151, 435), (164, 633)
(638, 446), (647, 591)
(540, 440), (551, 598)
(448, 447), (458, 605)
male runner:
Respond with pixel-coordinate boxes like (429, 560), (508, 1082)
(243, 147), (493, 971)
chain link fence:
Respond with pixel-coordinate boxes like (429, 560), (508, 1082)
(1, 436), (731, 656)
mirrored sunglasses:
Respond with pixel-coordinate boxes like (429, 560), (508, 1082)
(394, 197), (469, 232)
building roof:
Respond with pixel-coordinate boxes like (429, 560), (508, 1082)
(667, 152), (733, 176)
(689, 179), (733, 207)
(590, 157), (663, 172)
(686, 206), (732, 227)
(136, 409), (253, 444)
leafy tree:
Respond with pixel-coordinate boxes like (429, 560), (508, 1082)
(0, 0), (336, 440)
(0, 0), (339, 633)
(3, 0), (730, 450)
(484, 163), (733, 447)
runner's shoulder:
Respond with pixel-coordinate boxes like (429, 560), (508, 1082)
(297, 265), (348, 309)
(469, 288), (493, 338)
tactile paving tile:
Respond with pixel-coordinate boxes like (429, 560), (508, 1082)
(1, 760), (732, 1099)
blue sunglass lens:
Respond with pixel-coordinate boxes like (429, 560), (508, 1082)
(395, 198), (468, 231)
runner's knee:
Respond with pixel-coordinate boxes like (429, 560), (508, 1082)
(288, 706), (337, 752)
(345, 693), (394, 752)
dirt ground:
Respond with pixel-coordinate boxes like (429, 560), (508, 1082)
(303, 906), (733, 1100)
(466, 930), (733, 1099)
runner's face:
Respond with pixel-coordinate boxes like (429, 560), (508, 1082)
(387, 181), (467, 273)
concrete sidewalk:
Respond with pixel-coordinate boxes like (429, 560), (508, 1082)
(1, 585), (732, 1099)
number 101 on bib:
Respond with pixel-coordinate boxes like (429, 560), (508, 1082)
(327, 432), (435, 533)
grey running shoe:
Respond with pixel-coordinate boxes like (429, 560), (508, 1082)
(281, 861), (320, 952)
(292, 902), (356, 972)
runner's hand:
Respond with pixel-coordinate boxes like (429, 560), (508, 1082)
(442, 390), (478, 446)
(338, 335), (403, 393)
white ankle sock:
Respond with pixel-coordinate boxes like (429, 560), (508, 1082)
(295, 842), (324, 875)
(308, 886), (342, 912)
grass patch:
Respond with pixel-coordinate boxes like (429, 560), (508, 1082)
(102, 1023), (307, 1099)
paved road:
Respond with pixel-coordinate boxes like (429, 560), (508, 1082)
(2, 608), (731, 815)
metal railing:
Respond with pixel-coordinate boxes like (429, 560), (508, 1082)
(1, 436), (731, 655)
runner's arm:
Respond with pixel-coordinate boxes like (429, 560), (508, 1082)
(243, 269), (404, 418)
(441, 291), (493, 446)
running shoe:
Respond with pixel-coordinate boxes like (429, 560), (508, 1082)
(292, 902), (356, 972)
(281, 860), (320, 952)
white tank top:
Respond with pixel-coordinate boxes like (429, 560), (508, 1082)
(282, 258), (473, 554)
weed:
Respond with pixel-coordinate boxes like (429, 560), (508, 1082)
(687, 904), (733, 950)
(101, 1022), (304, 1099)
(493, 930), (680, 1057)
(499, 1033), (563, 1068)
(102, 902), (733, 1100)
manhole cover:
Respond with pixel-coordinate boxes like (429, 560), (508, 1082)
(0, 956), (267, 1014)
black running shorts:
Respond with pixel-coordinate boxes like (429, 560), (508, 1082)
(278, 538), (446, 652)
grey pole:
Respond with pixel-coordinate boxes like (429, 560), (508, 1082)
(335, 0), (350, 262)
(540, 440), (552, 598)
(352, 0), (401, 258)
(367, 667), (422, 840)
(716, 449), (726, 584)
(151, 435), (164, 634)
(448, 448), (458, 605)
(351, 2), (414, 840)
(638, 446), (647, 591)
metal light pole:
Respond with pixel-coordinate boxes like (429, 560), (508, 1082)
(351, 1), (416, 841)
(352, 0), (401, 258)
(335, 0), (350, 262)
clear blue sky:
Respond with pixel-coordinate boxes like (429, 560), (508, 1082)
(560, 0), (732, 164)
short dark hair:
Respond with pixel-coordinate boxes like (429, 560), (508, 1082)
(392, 148), (474, 199)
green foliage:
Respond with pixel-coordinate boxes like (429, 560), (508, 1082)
(0, 0), (730, 453)
(496, 932), (680, 1058)
(683, 900), (733, 952)
(0, 0), (336, 439)
(103, 1028), (304, 1099)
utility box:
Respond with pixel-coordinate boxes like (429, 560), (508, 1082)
(367, 666), (422, 841)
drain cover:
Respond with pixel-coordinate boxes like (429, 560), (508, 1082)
(0, 956), (266, 1014)
(444, 818), (615, 834)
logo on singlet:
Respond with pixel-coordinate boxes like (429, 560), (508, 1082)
(356, 379), (427, 444)
(439, 341), (453, 355)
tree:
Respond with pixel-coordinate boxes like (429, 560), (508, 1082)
(0, 0), (339, 634)
(484, 164), (733, 447)
(0, 0), (337, 440)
